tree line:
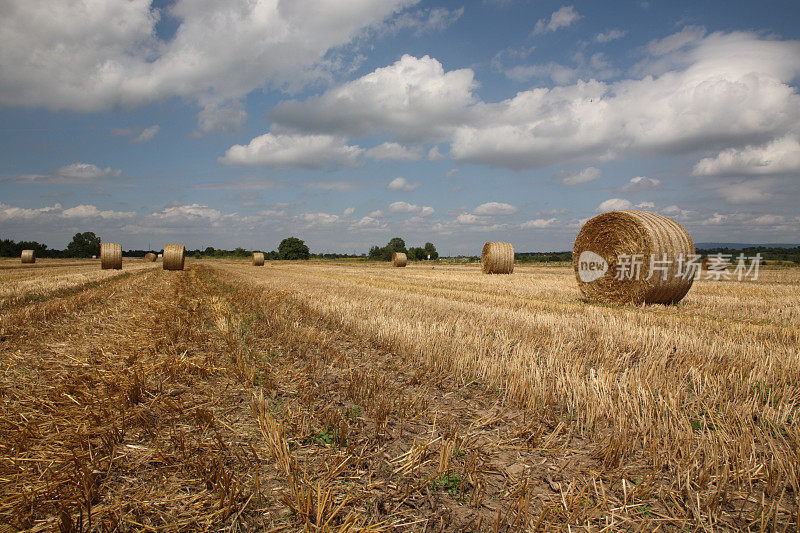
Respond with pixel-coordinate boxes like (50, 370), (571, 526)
(368, 238), (438, 261)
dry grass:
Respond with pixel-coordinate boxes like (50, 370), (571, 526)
(0, 259), (797, 530)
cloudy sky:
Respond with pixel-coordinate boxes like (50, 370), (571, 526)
(1, 0), (799, 254)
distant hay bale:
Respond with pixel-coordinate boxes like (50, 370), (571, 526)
(573, 210), (695, 305)
(143, 252), (156, 262)
(391, 252), (407, 267)
(252, 252), (265, 266)
(100, 243), (122, 270)
(481, 242), (514, 274)
(20, 249), (35, 264)
(163, 244), (185, 271)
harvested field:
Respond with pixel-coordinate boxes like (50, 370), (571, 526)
(0, 259), (798, 531)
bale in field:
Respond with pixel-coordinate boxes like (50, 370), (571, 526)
(163, 244), (185, 271)
(252, 252), (265, 266)
(100, 243), (123, 270)
(573, 210), (695, 305)
(391, 252), (407, 267)
(143, 252), (156, 262)
(482, 242), (514, 274)
(20, 249), (35, 264)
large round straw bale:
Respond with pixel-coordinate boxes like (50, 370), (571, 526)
(20, 249), (35, 264)
(143, 252), (156, 262)
(573, 210), (694, 305)
(391, 252), (407, 267)
(481, 242), (514, 274)
(162, 244), (185, 271)
(100, 243), (122, 270)
(252, 252), (265, 266)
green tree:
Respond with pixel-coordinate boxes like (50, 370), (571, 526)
(203, 246), (216, 256)
(386, 237), (407, 254)
(424, 242), (438, 260)
(279, 237), (310, 260)
(66, 232), (101, 258)
(408, 247), (426, 261)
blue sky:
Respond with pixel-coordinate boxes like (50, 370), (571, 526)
(1, 0), (799, 255)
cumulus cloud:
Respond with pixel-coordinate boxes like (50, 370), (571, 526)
(342, 207), (355, 217)
(596, 29), (627, 43)
(451, 31), (800, 169)
(520, 217), (557, 228)
(306, 180), (358, 192)
(0, 0), (415, 111)
(532, 6), (581, 35)
(219, 133), (363, 169)
(389, 201), (434, 216)
(555, 166), (602, 186)
(381, 6), (464, 36)
(368, 210), (384, 218)
(387, 177), (421, 191)
(473, 202), (518, 215)
(195, 102), (247, 136)
(365, 142), (423, 161)
(152, 203), (224, 222)
(692, 135), (800, 176)
(270, 54), (477, 143)
(10, 163), (122, 184)
(621, 176), (661, 192)
(133, 125), (159, 143)
(596, 198), (633, 212)
(0, 202), (134, 221)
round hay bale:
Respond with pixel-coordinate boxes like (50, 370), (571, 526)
(391, 252), (407, 267)
(143, 252), (156, 262)
(20, 249), (35, 264)
(252, 252), (265, 266)
(481, 242), (514, 274)
(100, 243), (122, 270)
(573, 210), (695, 305)
(162, 244), (185, 271)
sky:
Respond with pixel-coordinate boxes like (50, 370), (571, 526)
(1, 0), (799, 255)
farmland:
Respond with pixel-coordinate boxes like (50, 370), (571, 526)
(0, 259), (798, 531)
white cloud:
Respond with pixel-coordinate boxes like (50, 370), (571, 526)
(451, 31), (800, 170)
(352, 215), (387, 229)
(11, 163), (122, 184)
(428, 146), (445, 160)
(365, 142), (423, 161)
(520, 218), (557, 228)
(387, 177), (421, 191)
(647, 25), (706, 56)
(270, 54), (477, 143)
(368, 209), (384, 218)
(0, 0), (415, 111)
(532, 6), (581, 35)
(473, 202), (518, 215)
(133, 125), (159, 143)
(381, 6), (464, 36)
(692, 135), (800, 176)
(717, 181), (774, 204)
(220, 134), (363, 169)
(389, 201), (434, 216)
(596, 29), (627, 43)
(300, 212), (340, 226)
(0, 202), (134, 221)
(342, 207), (355, 217)
(152, 203), (223, 222)
(456, 213), (480, 224)
(622, 176), (661, 192)
(61, 204), (135, 219)
(596, 198), (633, 212)
(557, 166), (602, 186)
(195, 102), (247, 135)
(752, 214), (784, 225)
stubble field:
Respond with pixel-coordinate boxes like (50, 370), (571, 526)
(0, 259), (798, 531)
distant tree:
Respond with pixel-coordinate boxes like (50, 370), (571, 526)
(386, 237), (407, 254)
(408, 247), (426, 261)
(279, 237), (310, 260)
(368, 245), (383, 260)
(66, 232), (100, 258)
(424, 242), (438, 260)
(204, 246), (216, 256)
(265, 250), (279, 260)
(233, 247), (249, 258)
